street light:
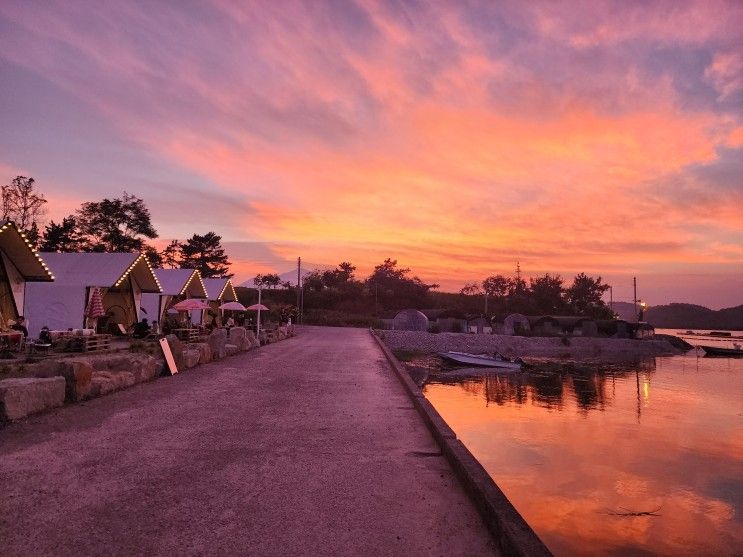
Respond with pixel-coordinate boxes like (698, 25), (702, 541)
(638, 299), (648, 322)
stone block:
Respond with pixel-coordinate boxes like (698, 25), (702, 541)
(246, 330), (259, 349)
(188, 342), (212, 364)
(208, 328), (227, 360)
(0, 377), (65, 421)
(59, 359), (93, 402)
(229, 327), (251, 351)
(165, 334), (185, 370)
(225, 344), (239, 356)
(89, 371), (136, 397)
(183, 349), (200, 368)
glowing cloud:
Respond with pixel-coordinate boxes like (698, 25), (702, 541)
(0, 1), (741, 303)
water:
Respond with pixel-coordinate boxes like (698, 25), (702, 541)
(422, 353), (743, 556)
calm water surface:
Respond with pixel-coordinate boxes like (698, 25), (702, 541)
(423, 354), (742, 556)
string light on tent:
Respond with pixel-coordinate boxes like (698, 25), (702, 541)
(0, 220), (54, 280)
(179, 270), (208, 297)
(114, 253), (163, 292)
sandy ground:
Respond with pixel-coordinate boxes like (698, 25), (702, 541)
(0, 326), (497, 557)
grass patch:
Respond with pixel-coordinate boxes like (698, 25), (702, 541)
(392, 349), (426, 362)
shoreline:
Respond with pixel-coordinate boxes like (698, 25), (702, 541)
(378, 330), (681, 363)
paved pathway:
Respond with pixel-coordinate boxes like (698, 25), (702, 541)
(1, 327), (496, 556)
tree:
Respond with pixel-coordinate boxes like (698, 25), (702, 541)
(40, 216), (86, 252)
(365, 258), (437, 309)
(321, 261), (357, 288)
(253, 273), (281, 288)
(159, 240), (183, 269)
(303, 270), (326, 292)
(181, 232), (232, 278)
(460, 282), (482, 296)
(529, 273), (566, 314)
(76, 192), (158, 252)
(482, 275), (510, 298)
(2, 176), (48, 244)
(143, 245), (163, 267)
(565, 273), (612, 318)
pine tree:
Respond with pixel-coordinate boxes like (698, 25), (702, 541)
(180, 232), (232, 278)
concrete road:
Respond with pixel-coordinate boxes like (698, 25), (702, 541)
(0, 326), (497, 556)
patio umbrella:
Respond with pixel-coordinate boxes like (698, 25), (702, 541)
(85, 287), (105, 329)
(219, 301), (247, 311)
(247, 302), (269, 335)
(173, 298), (210, 311)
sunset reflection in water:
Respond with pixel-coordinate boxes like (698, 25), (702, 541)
(423, 355), (743, 556)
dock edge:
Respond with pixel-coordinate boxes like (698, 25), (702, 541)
(370, 329), (553, 557)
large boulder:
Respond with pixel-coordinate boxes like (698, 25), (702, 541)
(188, 342), (212, 364)
(183, 349), (200, 368)
(208, 329), (228, 360)
(229, 327), (251, 351)
(89, 371), (136, 397)
(246, 330), (259, 349)
(165, 334), (186, 371)
(0, 377), (65, 421)
(225, 344), (239, 356)
(59, 359), (93, 402)
(94, 354), (160, 383)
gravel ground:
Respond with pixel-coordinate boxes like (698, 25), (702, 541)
(378, 330), (681, 362)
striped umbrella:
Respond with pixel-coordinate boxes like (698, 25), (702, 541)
(85, 287), (105, 330)
(85, 287), (105, 318)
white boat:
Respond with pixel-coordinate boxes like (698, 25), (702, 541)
(439, 351), (523, 370)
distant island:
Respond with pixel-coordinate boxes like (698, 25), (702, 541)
(612, 302), (743, 330)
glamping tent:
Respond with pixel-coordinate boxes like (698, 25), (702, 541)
(198, 277), (238, 325)
(0, 221), (54, 327)
(25, 252), (161, 337)
(140, 268), (207, 324)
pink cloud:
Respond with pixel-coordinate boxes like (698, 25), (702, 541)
(1, 1), (741, 304)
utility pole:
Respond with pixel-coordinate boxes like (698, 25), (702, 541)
(633, 277), (638, 323)
(297, 257), (301, 324)
(609, 286), (613, 314)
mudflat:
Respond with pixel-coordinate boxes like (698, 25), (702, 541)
(0, 326), (497, 556)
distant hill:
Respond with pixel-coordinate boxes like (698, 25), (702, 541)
(611, 301), (743, 330)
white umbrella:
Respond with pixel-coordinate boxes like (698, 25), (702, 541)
(219, 301), (247, 311)
(247, 287), (269, 334)
(173, 299), (210, 311)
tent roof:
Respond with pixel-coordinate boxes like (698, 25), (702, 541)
(203, 277), (237, 301)
(153, 268), (207, 297)
(0, 221), (54, 281)
(39, 252), (162, 292)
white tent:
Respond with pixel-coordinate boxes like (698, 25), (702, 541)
(0, 221), (54, 327)
(196, 277), (238, 324)
(24, 252), (161, 337)
(141, 268), (207, 323)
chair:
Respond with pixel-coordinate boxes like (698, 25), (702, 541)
(27, 338), (52, 357)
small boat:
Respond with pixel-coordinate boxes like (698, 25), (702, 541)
(439, 351), (523, 370)
(700, 344), (743, 357)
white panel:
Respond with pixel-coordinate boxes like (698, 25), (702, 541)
(24, 283), (86, 337)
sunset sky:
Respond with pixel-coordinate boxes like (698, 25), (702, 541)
(1, 1), (741, 307)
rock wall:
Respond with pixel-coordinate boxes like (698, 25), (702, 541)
(379, 330), (681, 362)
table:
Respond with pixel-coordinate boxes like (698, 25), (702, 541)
(0, 331), (24, 352)
(171, 328), (200, 342)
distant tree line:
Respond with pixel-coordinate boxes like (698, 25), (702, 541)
(459, 269), (613, 319)
(296, 260), (612, 320)
(3, 175), (232, 278)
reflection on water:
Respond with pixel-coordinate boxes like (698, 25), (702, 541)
(422, 355), (743, 556)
